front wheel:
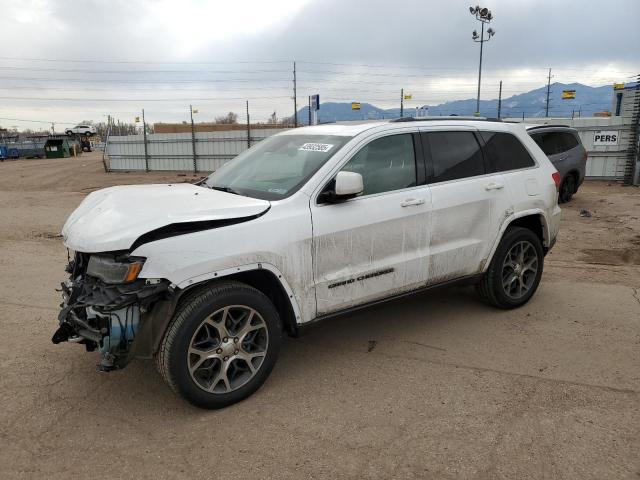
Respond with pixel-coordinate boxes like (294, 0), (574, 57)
(156, 281), (282, 409)
(476, 227), (544, 309)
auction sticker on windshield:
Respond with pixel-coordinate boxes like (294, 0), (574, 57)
(299, 143), (334, 152)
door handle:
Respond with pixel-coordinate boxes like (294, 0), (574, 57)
(400, 198), (425, 207)
(485, 182), (504, 191)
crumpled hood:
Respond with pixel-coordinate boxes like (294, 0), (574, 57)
(62, 183), (270, 253)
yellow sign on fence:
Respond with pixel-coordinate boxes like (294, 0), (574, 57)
(561, 90), (576, 100)
(351, 102), (361, 110)
(613, 83), (625, 90)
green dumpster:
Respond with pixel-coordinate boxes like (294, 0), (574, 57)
(44, 139), (72, 158)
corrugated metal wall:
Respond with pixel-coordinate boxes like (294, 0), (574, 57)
(109, 118), (637, 181)
(107, 128), (289, 172)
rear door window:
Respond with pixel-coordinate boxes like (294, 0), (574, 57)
(480, 131), (536, 173)
(422, 131), (484, 183)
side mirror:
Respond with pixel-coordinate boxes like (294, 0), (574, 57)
(335, 171), (363, 196)
(320, 171), (363, 203)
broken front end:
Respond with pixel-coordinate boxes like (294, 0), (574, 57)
(53, 252), (172, 371)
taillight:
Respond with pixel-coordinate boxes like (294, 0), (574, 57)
(552, 172), (561, 190)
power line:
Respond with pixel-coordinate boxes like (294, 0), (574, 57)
(0, 66), (291, 74)
(2, 56), (634, 75)
(0, 95), (291, 102)
(0, 56), (292, 65)
(0, 76), (291, 84)
(0, 116), (72, 124)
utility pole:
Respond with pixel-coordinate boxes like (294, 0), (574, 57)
(293, 61), (298, 127)
(545, 68), (552, 117)
(142, 108), (149, 172)
(308, 96), (312, 125)
(246, 100), (251, 149)
(497, 80), (503, 118)
(190, 104), (197, 172)
(400, 88), (404, 117)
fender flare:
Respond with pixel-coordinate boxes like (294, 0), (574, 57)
(483, 208), (550, 272)
(177, 262), (304, 323)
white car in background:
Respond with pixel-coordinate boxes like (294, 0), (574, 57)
(65, 124), (96, 136)
(53, 118), (561, 409)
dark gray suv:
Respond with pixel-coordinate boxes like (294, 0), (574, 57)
(526, 125), (587, 203)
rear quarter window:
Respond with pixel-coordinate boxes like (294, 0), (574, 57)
(530, 131), (570, 156)
(480, 131), (536, 173)
(561, 132), (579, 150)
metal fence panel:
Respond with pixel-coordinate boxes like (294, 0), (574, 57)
(108, 121), (634, 180)
(107, 128), (290, 172)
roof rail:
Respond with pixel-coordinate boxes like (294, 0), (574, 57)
(525, 124), (576, 131)
(390, 116), (503, 123)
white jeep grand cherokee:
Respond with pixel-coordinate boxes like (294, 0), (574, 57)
(54, 119), (561, 408)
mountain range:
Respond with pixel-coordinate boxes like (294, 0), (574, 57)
(295, 82), (616, 123)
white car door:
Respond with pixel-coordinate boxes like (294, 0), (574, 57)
(311, 132), (431, 316)
(420, 128), (512, 284)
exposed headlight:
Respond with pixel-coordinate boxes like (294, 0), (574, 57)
(86, 255), (145, 284)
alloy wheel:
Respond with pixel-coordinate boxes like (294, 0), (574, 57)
(187, 305), (268, 394)
(501, 240), (539, 299)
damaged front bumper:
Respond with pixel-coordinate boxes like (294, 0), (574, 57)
(53, 254), (171, 371)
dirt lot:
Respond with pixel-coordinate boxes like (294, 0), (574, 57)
(1, 152), (639, 479)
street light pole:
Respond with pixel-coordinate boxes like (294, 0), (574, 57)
(476, 21), (484, 116)
(470, 6), (495, 117)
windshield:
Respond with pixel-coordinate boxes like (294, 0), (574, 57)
(205, 134), (351, 200)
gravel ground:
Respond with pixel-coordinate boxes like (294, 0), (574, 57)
(0, 153), (639, 479)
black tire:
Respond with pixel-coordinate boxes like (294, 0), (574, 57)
(156, 281), (282, 409)
(476, 227), (544, 309)
(558, 175), (575, 204)
(65, 130), (73, 136)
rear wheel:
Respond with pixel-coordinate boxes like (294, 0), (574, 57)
(156, 281), (282, 409)
(476, 227), (544, 309)
(559, 175), (575, 203)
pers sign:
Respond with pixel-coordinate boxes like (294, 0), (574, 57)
(593, 130), (619, 146)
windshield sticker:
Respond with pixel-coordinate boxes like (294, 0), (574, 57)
(268, 188), (287, 194)
(299, 143), (334, 153)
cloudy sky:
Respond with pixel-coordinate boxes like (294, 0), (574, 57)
(1, 0), (638, 130)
